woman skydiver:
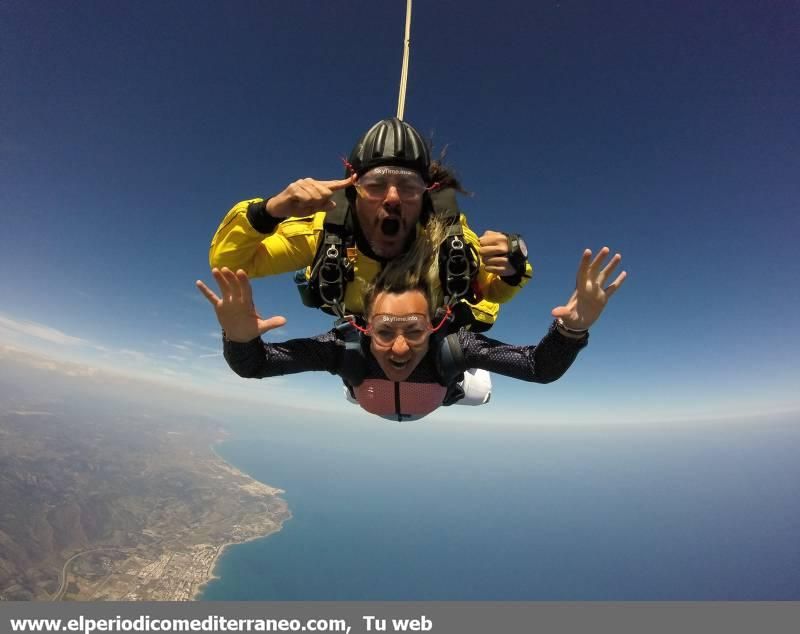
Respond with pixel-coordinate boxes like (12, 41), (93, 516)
(196, 218), (627, 422)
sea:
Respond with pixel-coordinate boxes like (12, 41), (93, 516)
(200, 416), (800, 600)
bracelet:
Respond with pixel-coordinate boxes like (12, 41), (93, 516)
(556, 318), (588, 335)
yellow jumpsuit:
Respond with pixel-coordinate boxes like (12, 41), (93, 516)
(209, 198), (532, 328)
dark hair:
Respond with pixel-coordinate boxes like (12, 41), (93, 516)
(428, 145), (471, 195)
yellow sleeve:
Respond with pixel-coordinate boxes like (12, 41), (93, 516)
(208, 200), (324, 278)
(459, 215), (534, 305)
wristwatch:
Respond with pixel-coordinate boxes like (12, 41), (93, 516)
(506, 233), (528, 275)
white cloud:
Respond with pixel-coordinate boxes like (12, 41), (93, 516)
(170, 343), (190, 351)
(0, 314), (86, 345)
(163, 339), (218, 354)
(118, 348), (150, 363)
(4, 335), (314, 411)
(193, 343), (220, 353)
(64, 367), (98, 377)
(0, 345), (97, 377)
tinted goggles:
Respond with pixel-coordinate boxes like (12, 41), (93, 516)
(354, 167), (428, 202)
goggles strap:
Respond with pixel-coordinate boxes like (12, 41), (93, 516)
(340, 155), (357, 177)
(429, 305), (454, 334)
(347, 317), (371, 335)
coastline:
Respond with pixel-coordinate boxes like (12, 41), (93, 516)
(7, 416), (292, 601)
(191, 440), (292, 600)
(191, 531), (279, 601)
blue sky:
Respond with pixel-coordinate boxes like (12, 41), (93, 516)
(1, 0), (798, 426)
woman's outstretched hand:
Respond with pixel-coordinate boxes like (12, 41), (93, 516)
(196, 268), (287, 343)
(551, 247), (627, 331)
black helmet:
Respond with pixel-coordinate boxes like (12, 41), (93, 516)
(347, 117), (431, 181)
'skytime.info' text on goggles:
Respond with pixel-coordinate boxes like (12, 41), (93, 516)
(348, 307), (452, 346)
(354, 166), (432, 202)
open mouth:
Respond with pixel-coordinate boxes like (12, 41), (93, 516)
(380, 217), (400, 236)
(389, 358), (409, 370)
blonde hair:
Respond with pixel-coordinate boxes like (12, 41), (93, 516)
(365, 216), (447, 319)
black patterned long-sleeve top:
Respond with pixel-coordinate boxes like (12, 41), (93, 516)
(223, 321), (588, 420)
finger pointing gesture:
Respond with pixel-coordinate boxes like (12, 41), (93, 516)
(266, 175), (356, 219)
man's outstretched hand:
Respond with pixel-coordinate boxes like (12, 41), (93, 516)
(196, 268), (287, 343)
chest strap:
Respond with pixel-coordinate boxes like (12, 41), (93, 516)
(430, 188), (478, 306)
(305, 190), (354, 317)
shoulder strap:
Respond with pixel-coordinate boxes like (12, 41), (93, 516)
(306, 190), (355, 317)
(334, 318), (367, 388)
(434, 331), (466, 387)
(433, 331), (468, 406)
(429, 187), (460, 223)
(429, 189), (479, 306)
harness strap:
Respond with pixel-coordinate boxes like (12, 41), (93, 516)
(434, 331), (468, 406)
(334, 318), (367, 388)
(430, 188), (478, 306)
(434, 332), (467, 386)
(308, 191), (353, 317)
(300, 187), (477, 318)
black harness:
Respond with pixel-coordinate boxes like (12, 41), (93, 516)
(295, 188), (479, 321)
(306, 199), (355, 317)
(431, 188), (478, 307)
